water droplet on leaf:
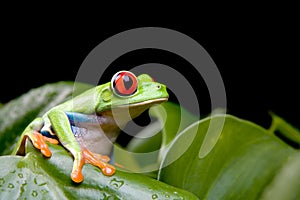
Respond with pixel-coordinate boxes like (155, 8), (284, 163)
(0, 178), (5, 186)
(32, 190), (38, 197)
(109, 178), (124, 189)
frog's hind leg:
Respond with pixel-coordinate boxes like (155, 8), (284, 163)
(12, 118), (58, 157)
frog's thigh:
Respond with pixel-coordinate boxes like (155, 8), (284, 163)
(47, 109), (81, 152)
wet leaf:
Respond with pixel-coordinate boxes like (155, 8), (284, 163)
(0, 141), (199, 199)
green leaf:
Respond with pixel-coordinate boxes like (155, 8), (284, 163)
(260, 152), (300, 200)
(122, 102), (198, 175)
(0, 141), (199, 200)
(269, 112), (300, 145)
(127, 102), (198, 153)
(0, 82), (92, 155)
(151, 102), (199, 148)
(158, 115), (298, 199)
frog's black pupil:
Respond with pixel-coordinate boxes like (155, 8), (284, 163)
(123, 75), (133, 90)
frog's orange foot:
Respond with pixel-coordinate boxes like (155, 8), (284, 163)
(31, 131), (51, 157)
(82, 148), (115, 176)
(70, 148), (115, 183)
(31, 131), (58, 157)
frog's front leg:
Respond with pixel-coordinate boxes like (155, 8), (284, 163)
(47, 109), (115, 183)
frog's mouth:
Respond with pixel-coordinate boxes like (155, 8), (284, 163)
(124, 97), (168, 108)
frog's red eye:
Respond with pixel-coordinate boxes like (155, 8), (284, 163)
(111, 71), (138, 97)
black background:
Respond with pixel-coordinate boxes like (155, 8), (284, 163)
(1, 13), (299, 131)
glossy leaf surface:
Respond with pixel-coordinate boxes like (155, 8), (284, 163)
(158, 115), (299, 199)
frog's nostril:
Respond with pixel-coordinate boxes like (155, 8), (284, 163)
(156, 85), (161, 89)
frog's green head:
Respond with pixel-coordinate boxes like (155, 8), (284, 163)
(96, 71), (168, 120)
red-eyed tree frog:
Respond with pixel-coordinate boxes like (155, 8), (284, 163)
(12, 71), (168, 183)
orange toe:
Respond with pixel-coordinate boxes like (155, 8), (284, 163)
(92, 153), (110, 163)
(71, 170), (84, 183)
(43, 136), (59, 145)
(32, 132), (52, 157)
(102, 166), (115, 176)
